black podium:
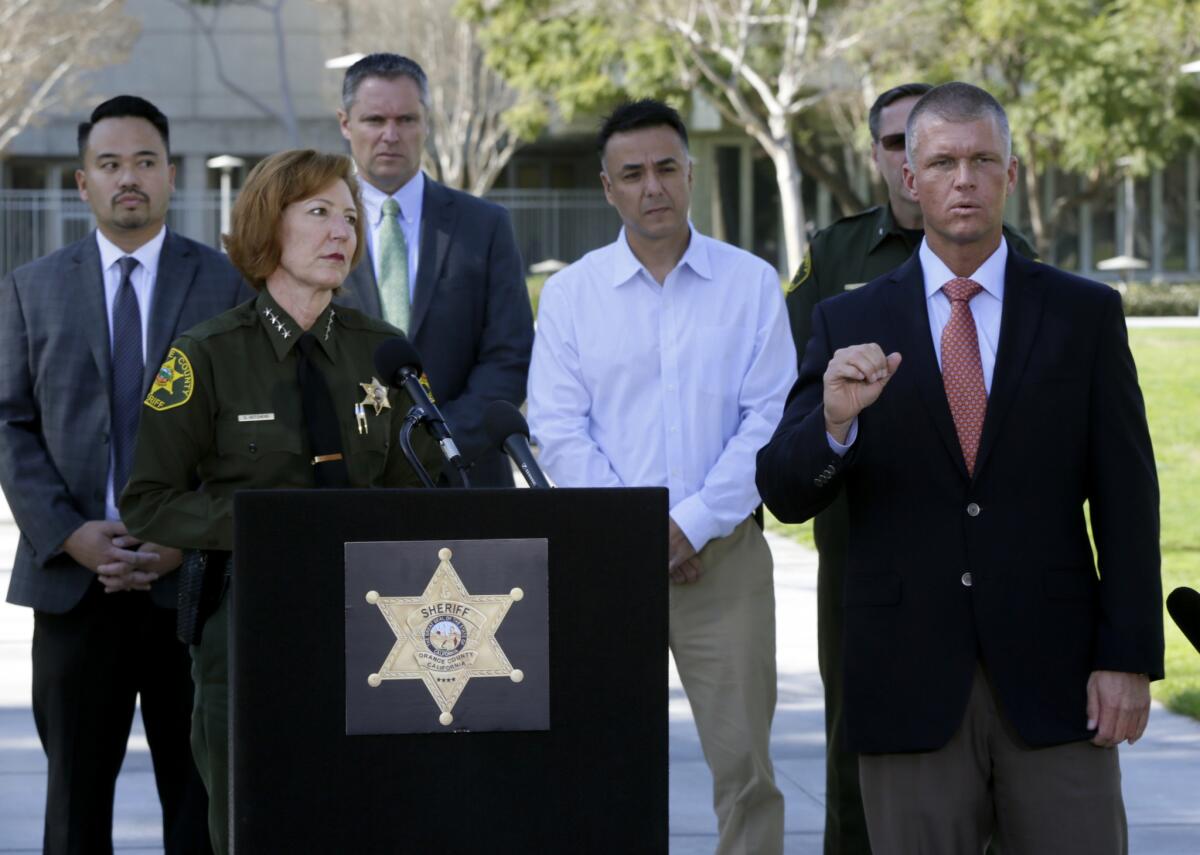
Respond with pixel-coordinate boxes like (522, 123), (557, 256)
(230, 487), (668, 854)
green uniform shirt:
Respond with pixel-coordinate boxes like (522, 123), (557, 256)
(785, 203), (1038, 357)
(120, 289), (441, 551)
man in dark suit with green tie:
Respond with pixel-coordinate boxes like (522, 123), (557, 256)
(334, 53), (533, 487)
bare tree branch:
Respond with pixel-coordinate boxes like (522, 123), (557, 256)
(0, 0), (140, 154)
(168, 0), (301, 146)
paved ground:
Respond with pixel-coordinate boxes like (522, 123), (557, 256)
(1, 500), (1198, 853)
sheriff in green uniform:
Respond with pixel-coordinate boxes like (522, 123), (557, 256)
(120, 150), (439, 855)
(785, 84), (1036, 855)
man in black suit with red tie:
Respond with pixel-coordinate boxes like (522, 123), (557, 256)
(756, 82), (1162, 854)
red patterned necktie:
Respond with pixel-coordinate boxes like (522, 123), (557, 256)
(940, 277), (987, 475)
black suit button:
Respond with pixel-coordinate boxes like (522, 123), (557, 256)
(966, 502), (981, 517)
(248, 442), (258, 454)
(961, 571), (973, 587)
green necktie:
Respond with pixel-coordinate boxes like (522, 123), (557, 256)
(378, 197), (411, 331)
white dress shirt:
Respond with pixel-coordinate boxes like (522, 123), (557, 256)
(359, 172), (424, 299)
(527, 227), (797, 552)
(96, 226), (165, 520)
(828, 236), (1008, 454)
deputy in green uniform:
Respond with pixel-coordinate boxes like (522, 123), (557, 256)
(120, 150), (439, 855)
(785, 83), (1037, 855)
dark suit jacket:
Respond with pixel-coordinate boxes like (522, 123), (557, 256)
(336, 176), (533, 486)
(0, 229), (250, 613)
(757, 249), (1163, 754)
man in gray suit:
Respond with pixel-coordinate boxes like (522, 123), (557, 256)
(335, 53), (534, 487)
(0, 96), (248, 854)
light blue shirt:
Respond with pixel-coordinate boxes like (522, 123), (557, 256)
(96, 225), (165, 521)
(527, 227), (797, 552)
(359, 171), (423, 299)
(829, 236), (1008, 455)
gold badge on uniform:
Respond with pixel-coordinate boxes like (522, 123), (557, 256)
(365, 547), (524, 728)
(786, 249), (812, 293)
(358, 377), (391, 416)
(144, 347), (194, 411)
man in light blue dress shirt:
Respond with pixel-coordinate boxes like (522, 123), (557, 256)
(527, 99), (797, 855)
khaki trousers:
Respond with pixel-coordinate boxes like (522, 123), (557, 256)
(669, 518), (785, 855)
(859, 664), (1126, 855)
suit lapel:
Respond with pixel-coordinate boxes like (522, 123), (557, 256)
(343, 258), (382, 318)
(74, 235), (112, 395)
(973, 250), (1047, 479)
(410, 178), (456, 338)
(143, 230), (197, 393)
(884, 255), (968, 477)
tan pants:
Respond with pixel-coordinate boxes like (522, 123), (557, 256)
(669, 518), (785, 855)
(859, 664), (1126, 855)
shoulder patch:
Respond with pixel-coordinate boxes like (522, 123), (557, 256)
(787, 250), (812, 293)
(144, 347), (195, 411)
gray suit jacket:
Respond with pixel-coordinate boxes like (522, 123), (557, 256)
(0, 229), (250, 613)
(336, 176), (533, 486)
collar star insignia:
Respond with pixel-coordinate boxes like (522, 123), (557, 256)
(358, 377), (392, 416)
(262, 306), (293, 340)
(365, 547), (524, 727)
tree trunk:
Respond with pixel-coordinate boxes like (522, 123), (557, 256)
(767, 133), (806, 276)
(1021, 136), (1048, 258)
(794, 143), (868, 217)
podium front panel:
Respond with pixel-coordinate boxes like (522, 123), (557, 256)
(231, 487), (668, 854)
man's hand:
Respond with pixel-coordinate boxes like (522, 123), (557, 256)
(98, 541), (182, 593)
(823, 344), (902, 443)
(668, 518), (703, 585)
(62, 520), (139, 573)
(1087, 670), (1151, 747)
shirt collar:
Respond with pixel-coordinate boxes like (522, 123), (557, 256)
(359, 171), (425, 228)
(256, 289), (340, 363)
(919, 236), (1008, 303)
(95, 226), (167, 278)
(866, 205), (899, 253)
(610, 225), (711, 287)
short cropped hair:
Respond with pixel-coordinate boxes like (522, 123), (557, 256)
(223, 150), (365, 291)
(906, 82), (1012, 166)
(77, 95), (170, 160)
(867, 83), (932, 141)
(597, 99), (689, 165)
(342, 53), (430, 113)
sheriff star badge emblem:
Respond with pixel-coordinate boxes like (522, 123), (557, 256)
(366, 548), (524, 727)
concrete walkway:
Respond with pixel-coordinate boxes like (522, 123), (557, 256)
(1, 503), (1198, 853)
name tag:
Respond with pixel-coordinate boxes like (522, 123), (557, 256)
(238, 413), (275, 422)
(843, 282), (866, 291)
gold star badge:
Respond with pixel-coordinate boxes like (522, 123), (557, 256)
(366, 547), (524, 727)
(358, 377), (391, 416)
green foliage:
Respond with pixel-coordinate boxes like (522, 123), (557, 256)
(458, 0), (682, 140)
(1120, 284), (1200, 318)
(853, 0), (1200, 181)
(1131, 329), (1200, 720)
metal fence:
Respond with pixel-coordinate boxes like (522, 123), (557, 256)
(486, 189), (622, 268)
(0, 188), (618, 275)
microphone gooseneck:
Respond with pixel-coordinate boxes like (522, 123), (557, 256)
(483, 400), (551, 489)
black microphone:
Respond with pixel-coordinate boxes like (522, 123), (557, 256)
(483, 400), (551, 489)
(1167, 587), (1200, 656)
(373, 337), (464, 470)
